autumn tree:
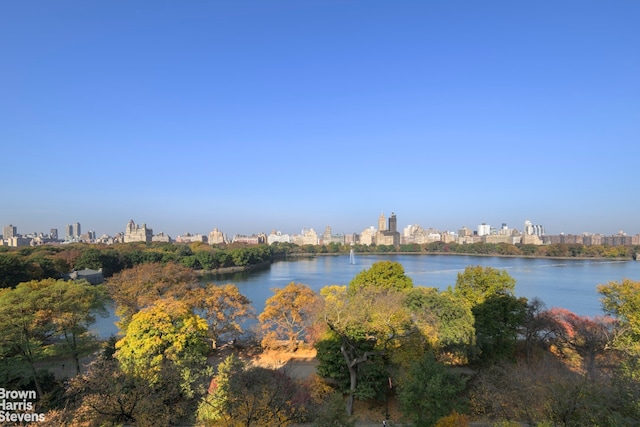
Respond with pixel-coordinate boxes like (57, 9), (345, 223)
(106, 262), (198, 327)
(540, 307), (615, 373)
(187, 283), (254, 349)
(259, 282), (320, 350)
(115, 298), (211, 396)
(197, 354), (311, 426)
(64, 357), (196, 427)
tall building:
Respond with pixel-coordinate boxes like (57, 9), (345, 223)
(524, 220), (545, 237)
(65, 224), (73, 240)
(208, 228), (226, 245)
(72, 222), (81, 238)
(477, 223), (491, 236)
(124, 219), (153, 243)
(389, 212), (397, 233)
(50, 228), (58, 240)
(2, 224), (16, 240)
(322, 226), (332, 244)
(378, 213), (386, 232)
(376, 211), (400, 246)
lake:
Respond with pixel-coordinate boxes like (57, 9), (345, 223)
(93, 254), (640, 338)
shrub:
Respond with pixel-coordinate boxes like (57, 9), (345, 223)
(434, 411), (470, 427)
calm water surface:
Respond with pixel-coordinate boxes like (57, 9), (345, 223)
(94, 254), (640, 337)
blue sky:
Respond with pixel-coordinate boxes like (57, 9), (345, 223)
(2, 1), (639, 238)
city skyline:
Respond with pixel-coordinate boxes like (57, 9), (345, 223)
(2, 2), (639, 239)
(1, 214), (637, 242)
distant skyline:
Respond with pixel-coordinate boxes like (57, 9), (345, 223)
(2, 1), (638, 239)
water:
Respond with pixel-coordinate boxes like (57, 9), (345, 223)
(93, 254), (640, 338)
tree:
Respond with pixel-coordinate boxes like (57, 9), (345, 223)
(397, 352), (468, 427)
(405, 287), (475, 360)
(65, 357), (193, 427)
(0, 282), (54, 397)
(451, 265), (516, 307)
(187, 283), (254, 349)
(0, 278), (107, 395)
(540, 307), (615, 373)
(115, 298), (211, 394)
(0, 253), (30, 288)
(597, 279), (640, 359)
(259, 282), (320, 350)
(197, 354), (311, 426)
(472, 294), (527, 364)
(348, 261), (413, 293)
(318, 284), (419, 415)
(43, 279), (108, 374)
(106, 262), (198, 327)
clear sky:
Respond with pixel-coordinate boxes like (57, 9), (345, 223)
(2, 1), (639, 238)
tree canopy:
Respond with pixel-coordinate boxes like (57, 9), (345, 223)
(348, 261), (414, 293)
(259, 282), (320, 350)
(451, 265), (516, 307)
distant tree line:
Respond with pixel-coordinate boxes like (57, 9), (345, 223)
(0, 242), (283, 289)
(2, 240), (637, 290)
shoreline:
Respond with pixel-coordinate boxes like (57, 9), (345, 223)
(284, 251), (633, 262)
(194, 252), (634, 276)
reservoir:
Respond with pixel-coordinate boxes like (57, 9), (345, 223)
(94, 254), (640, 338)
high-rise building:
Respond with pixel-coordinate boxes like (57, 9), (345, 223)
(376, 211), (400, 246)
(477, 223), (491, 236)
(2, 224), (17, 240)
(72, 222), (81, 238)
(378, 213), (386, 231)
(65, 224), (73, 239)
(50, 228), (58, 240)
(388, 212), (397, 233)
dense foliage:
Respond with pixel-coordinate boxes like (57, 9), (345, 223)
(4, 253), (640, 426)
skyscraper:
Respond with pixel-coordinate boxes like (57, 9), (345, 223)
(2, 225), (16, 240)
(388, 212), (397, 233)
(73, 222), (81, 238)
(378, 212), (386, 231)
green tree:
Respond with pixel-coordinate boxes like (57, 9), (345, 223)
(0, 253), (30, 288)
(398, 352), (468, 427)
(0, 282), (54, 396)
(472, 294), (527, 364)
(0, 278), (107, 396)
(348, 261), (413, 293)
(405, 287), (476, 360)
(598, 279), (640, 360)
(43, 279), (108, 374)
(451, 265), (516, 308)
(74, 248), (103, 271)
(319, 284), (420, 415)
